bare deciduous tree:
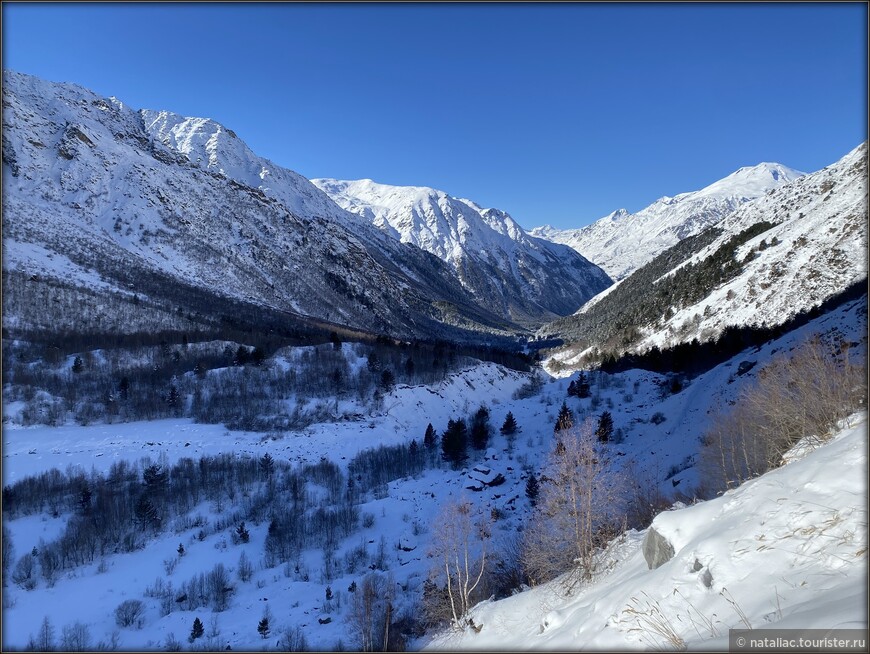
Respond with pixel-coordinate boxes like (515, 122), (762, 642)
(345, 572), (393, 652)
(426, 498), (492, 629)
(701, 335), (866, 493)
(522, 419), (625, 591)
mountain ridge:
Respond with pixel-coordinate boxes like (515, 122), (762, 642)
(312, 177), (612, 326)
(1, 70), (520, 342)
(531, 161), (805, 280)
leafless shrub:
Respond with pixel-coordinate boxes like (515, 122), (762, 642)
(59, 622), (91, 651)
(277, 625), (308, 652)
(237, 550), (253, 582)
(701, 335), (866, 492)
(114, 599), (145, 628)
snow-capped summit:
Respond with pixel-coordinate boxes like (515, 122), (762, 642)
(1, 70), (519, 340)
(531, 162), (805, 280)
(687, 161), (804, 201)
(139, 109), (359, 229)
(312, 178), (612, 326)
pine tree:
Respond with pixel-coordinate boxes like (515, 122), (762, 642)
(134, 494), (159, 530)
(596, 411), (614, 443)
(72, 356), (84, 374)
(577, 372), (591, 399)
(78, 485), (92, 515)
(567, 380), (578, 397)
(236, 522), (250, 544)
(500, 412), (517, 436)
(380, 368), (395, 391)
(119, 376), (130, 401)
(470, 406), (491, 450)
(554, 402), (574, 434)
(441, 418), (468, 470)
(190, 617), (204, 642)
(259, 452), (275, 479)
(257, 617), (270, 639)
(423, 423), (437, 450)
(177, 543), (185, 557)
(234, 345), (250, 366)
(166, 385), (180, 409)
(525, 473), (539, 505)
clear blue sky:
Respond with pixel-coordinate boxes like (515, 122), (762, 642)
(3, 2), (867, 229)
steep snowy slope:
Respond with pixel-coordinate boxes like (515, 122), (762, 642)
(542, 143), (866, 360)
(312, 178), (612, 326)
(637, 142), (867, 352)
(532, 162), (804, 280)
(427, 412), (867, 650)
(1, 71), (514, 340)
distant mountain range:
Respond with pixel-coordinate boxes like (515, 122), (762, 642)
(531, 162), (805, 280)
(1, 70), (609, 342)
(2, 70), (865, 354)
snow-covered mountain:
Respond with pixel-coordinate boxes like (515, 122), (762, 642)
(1, 71), (523, 340)
(636, 142), (867, 352)
(532, 162), (805, 280)
(542, 142), (867, 363)
(311, 178), (612, 326)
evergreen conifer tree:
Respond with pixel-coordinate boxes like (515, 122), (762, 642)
(190, 617), (204, 642)
(441, 418), (468, 470)
(577, 372), (591, 399)
(423, 423), (437, 450)
(554, 402), (574, 434)
(525, 473), (539, 505)
(470, 406), (491, 450)
(596, 411), (614, 443)
(500, 412), (517, 436)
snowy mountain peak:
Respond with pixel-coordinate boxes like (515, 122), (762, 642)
(690, 161), (805, 201)
(533, 160), (805, 280)
(312, 178), (612, 324)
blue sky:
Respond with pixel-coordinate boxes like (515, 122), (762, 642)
(3, 2), (867, 229)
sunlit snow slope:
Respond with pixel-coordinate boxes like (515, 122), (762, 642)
(427, 412), (868, 650)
